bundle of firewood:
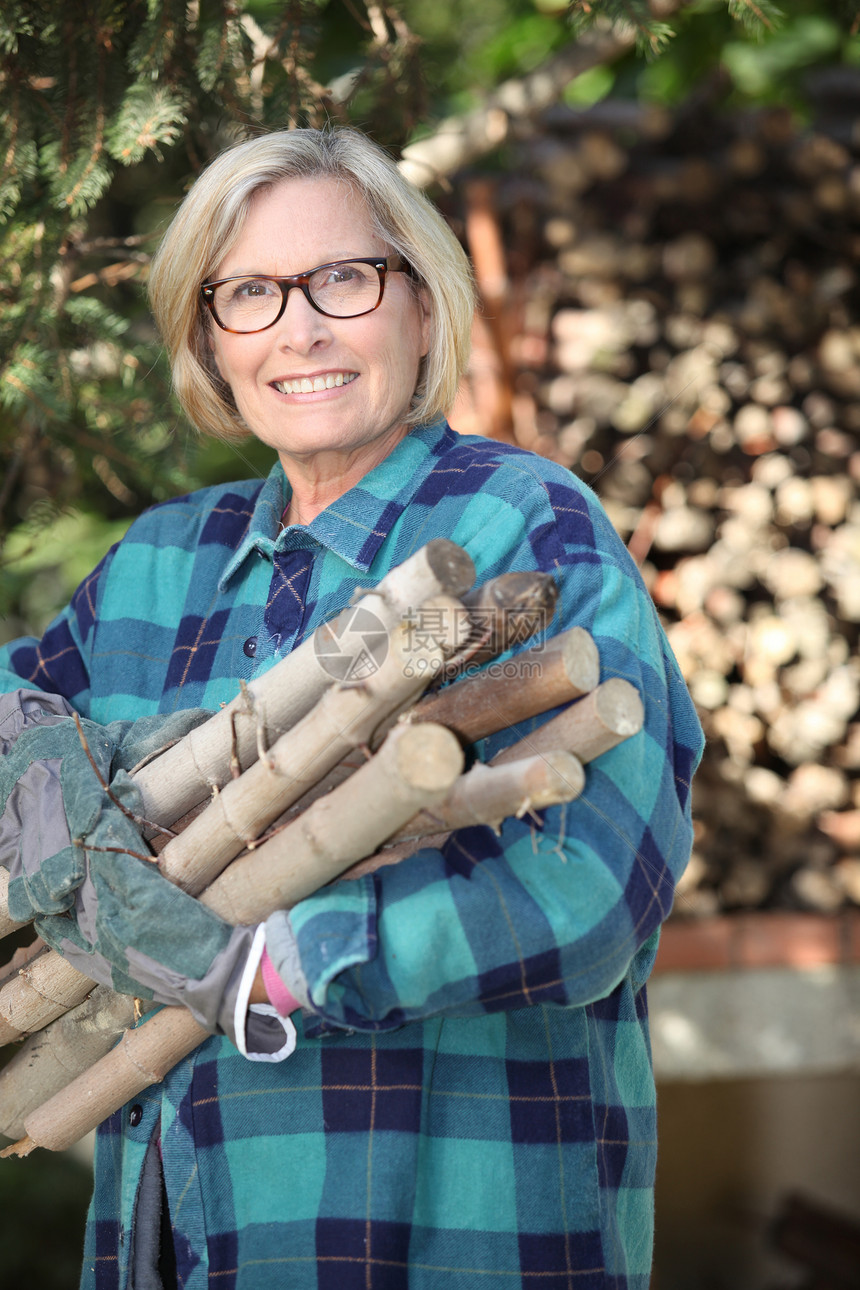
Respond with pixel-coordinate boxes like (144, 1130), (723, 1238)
(0, 540), (643, 1157)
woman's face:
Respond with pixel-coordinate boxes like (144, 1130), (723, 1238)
(208, 176), (431, 473)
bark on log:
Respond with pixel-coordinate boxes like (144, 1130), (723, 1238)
(5, 722), (465, 1156)
(256, 624), (600, 827)
(402, 625), (601, 745)
(0, 949), (96, 1047)
(200, 722), (465, 924)
(0, 987), (137, 1141)
(156, 610), (462, 897)
(132, 539), (476, 828)
(493, 678), (645, 765)
(341, 749), (586, 883)
(456, 570), (558, 668)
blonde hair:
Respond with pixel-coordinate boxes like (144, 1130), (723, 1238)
(148, 128), (476, 440)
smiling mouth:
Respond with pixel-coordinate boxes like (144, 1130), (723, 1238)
(272, 372), (358, 395)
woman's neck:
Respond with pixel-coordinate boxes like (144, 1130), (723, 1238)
(277, 425), (408, 527)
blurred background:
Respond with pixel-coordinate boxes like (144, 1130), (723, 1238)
(2, 2), (860, 1286)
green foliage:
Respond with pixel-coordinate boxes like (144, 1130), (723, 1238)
(628, 0), (860, 111)
(0, 1149), (93, 1290)
(2, 0), (860, 643)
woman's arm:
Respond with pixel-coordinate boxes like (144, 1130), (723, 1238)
(0, 550), (109, 711)
(265, 475), (704, 1032)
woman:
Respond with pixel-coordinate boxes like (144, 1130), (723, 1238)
(0, 128), (702, 1289)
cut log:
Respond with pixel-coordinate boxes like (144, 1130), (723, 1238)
(264, 624), (600, 825)
(404, 625), (601, 744)
(493, 677), (645, 765)
(340, 681), (645, 879)
(3, 1008), (209, 1158)
(341, 749), (586, 883)
(156, 610), (462, 896)
(0, 949), (96, 1046)
(131, 539), (476, 828)
(4, 721), (466, 1156)
(200, 722), (465, 924)
(0, 987), (137, 1141)
(384, 749), (585, 844)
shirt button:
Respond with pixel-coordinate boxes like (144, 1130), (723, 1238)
(128, 1104), (143, 1127)
(243, 636), (258, 658)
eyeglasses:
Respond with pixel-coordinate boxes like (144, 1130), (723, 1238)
(201, 255), (411, 333)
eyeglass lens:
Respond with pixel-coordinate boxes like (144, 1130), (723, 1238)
(209, 261), (383, 330)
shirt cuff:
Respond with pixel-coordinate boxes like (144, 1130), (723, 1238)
(233, 924), (297, 1063)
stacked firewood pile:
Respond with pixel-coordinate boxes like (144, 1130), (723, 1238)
(454, 85), (860, 920)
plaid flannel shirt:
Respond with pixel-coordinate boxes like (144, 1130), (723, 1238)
(0, 420), (703, 1290)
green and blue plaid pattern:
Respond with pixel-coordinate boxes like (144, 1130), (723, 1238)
(0, 420), (703, 1289)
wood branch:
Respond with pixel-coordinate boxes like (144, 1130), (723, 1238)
(156, 606), (464, 897)
(493, 678), (645, 766)
(3, 1008), (209, 1158)
(131, 538), (475, 828)
(0, 871), (28, 941)
(341, 749), (585, 883)
(339, 681), (644, 879)
(397, 25), (639, 189)
(4, 721), (466, 1157)
(0, 949), (97, 1046)
(383, 749), (585, 843)
(455, 570), (558, 669)
(0, 987), (137, 1142)
(200, 722), (465, 924)
(259, 624), (600, 826)
(406, 625), (600, 744)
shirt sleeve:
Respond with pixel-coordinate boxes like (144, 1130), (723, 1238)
(0, 551), (108, 712)
(267, 467), (705, 1035)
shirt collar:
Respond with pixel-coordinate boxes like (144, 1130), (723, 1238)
(219, 418), (453, 585)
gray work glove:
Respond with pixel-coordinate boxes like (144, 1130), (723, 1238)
(0, 689), (289, 1055)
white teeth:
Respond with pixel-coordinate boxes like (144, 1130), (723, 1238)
(273, 372), (355, 394)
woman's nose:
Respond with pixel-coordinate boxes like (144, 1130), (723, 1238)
(274, 286), (331, 350)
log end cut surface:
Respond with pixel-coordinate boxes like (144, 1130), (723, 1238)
(394, 723), (465, 792)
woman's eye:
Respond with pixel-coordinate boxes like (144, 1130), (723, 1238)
(234, 278), (277, 300)
(323, 265), (359, 286)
